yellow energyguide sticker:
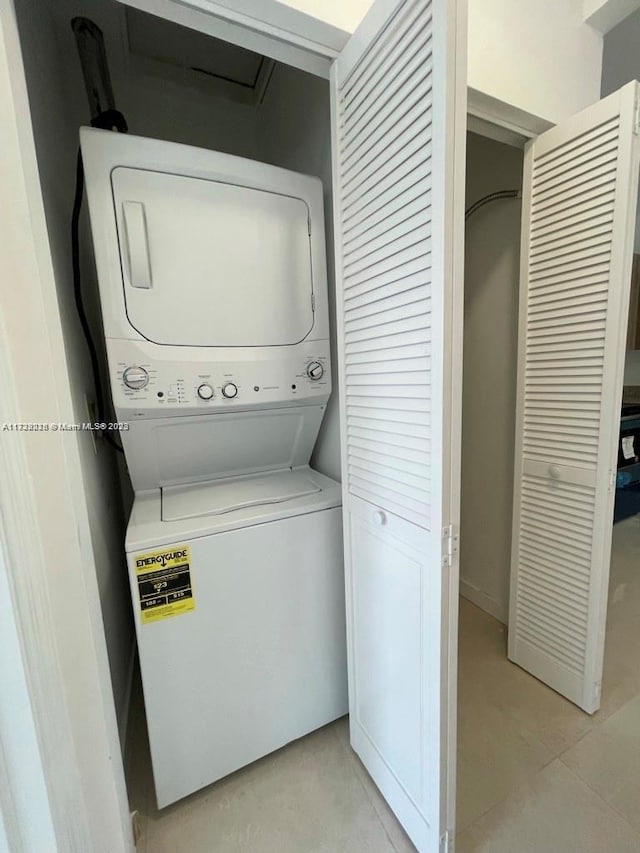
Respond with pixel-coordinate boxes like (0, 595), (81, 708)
(134, 544), (195, 624)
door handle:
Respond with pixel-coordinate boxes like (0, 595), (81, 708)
(548, 464), (561, 480)
(372, 510), (387, 526)
(122, 201), (152, 289)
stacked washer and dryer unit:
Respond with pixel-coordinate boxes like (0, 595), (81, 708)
(81, 128), (347, 807)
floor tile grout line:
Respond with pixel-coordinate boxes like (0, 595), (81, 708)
(455, 751), (560, 838)
(353, 764), (406, 853)
(554, 687), (640, 765)
(329, 723), (409, 852)
(556, 756), (640, 840)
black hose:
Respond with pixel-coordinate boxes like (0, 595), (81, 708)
(71, 149), (123, 453)
(465, 189), (521, 222)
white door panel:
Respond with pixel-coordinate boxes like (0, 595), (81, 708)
(350, 512), (424, 804)
(332, 0), (466, 848)
(510, 81), (640, 713)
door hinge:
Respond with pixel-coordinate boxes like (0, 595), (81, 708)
(131, 810), (141, 846)
(440, 829), (454, 853)
(593, 680), (602, 707)
(608, 469), (616, 494)
(634, 99), (640, 135)
(311, 293), (316, 312)
(442, 525), (459, 568)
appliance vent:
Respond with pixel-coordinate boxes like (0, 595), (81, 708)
(125, 7), (274, 104)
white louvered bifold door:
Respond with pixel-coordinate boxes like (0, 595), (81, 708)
(331, 0), (466, 849)
(509, 82), (640, 714)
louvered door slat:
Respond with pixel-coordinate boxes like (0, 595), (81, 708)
(344, 209), (430, 266)
(533, 145), (618, 192)
(341, 0), (427, 110)
(531, 213), (614, 250)
(509, 83), (640, 713)
(344, 259), (430, 302)
(344, 181), (432, 244)
(346, 297), (430, 332)
(341, 32), (432, 149)
(530, 284), (608, 307)
(533, 119), (619, 176)
(344, 145), (431, 220)
(346, 289), (429, 324)
(531, 193), (616, 234)
(345, 200), (430, 262)
(530, 227), (614, 260)
(339, 36), (432, 526)
(344, 224), (431, 276)
(346, 331), (431, 358)
(343, 78), (433, 170)
(348, 419), (430, 440)
(343, 115), (430, 202)
(530, 175), (618, 219)
(350, 443), (429, 469)
(343, 102), (432, 194)
(347, 356), (429, 374)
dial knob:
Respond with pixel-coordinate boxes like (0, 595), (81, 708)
(122, 366), (149, 390)
(307, 361), (324, 381)
(222, 382), (238, 399)
(197, 383), (214, 401)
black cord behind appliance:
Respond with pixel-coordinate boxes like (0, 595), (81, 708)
(71, 18), (128, 453)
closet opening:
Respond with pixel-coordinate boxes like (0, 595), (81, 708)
(458, 128), (640, 836)
(12, 0), (358, 846)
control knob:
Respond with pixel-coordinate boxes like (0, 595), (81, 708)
(307, 361), (324, 381)
(222, 382), (238, 399)
(197, 383), (214, 401)
(122, 366), (149, 390)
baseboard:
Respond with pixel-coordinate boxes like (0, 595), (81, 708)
(118, 641), (137, 755)
(459, 577), (508, 625)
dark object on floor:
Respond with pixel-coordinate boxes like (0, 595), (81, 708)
(614, 484), (640, 524)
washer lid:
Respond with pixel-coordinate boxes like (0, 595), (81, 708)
(111, 167), (314, 347)
(162, 469), (321, 521)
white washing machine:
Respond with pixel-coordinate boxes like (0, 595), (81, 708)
(81, 128), (347, 807)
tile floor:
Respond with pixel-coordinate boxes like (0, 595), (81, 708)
(125, 515), (640, 852)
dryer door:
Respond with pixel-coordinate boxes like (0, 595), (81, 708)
(111, 167), (314, 347)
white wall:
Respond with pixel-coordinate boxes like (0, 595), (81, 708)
(272, 0), (372, 32)
(277, 0), (603, 124)
(625, 351), (640, 383)
(601, 4), (640, 94)
(468, 0), (603, 124)
(14, 0), (134, 744)
(460, 132), (523, 624)
(257, 64), (341, 481)
(584, 0), (640, 34)
(1, 1), (132, 842)
(0, 541), (57, 852)
(601, 8), (640, 387)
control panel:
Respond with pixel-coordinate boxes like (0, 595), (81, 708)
(106, 339), (331, 419)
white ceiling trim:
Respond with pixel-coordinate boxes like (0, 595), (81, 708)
(584, 0), (640, 34)
(115, 0), (350, 78)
